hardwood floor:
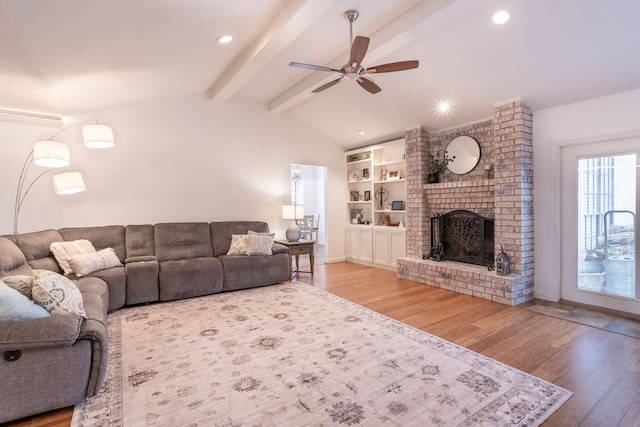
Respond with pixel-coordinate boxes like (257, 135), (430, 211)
(7, 262), (640, 426)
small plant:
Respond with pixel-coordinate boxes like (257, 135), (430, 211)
(429, 153), (451, 182)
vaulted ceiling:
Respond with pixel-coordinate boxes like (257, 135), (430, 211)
(2, 0), (639, 149)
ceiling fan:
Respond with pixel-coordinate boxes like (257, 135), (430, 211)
(289, 10), (419, 94)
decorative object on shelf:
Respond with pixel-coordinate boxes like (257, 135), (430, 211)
(362, 168), (369, 179)
(364, 190), (370, 201)
(382, 214), (391, 226)
(391, 201), (404, 210)
(13, 120), (115, 234)
(375, 186), (388, 209)
(349, 170), (361, 181)
(350, 191), (360, 201)
(282, 204), (305, 241)
(387, 170), (399, 180)
(350, 208), (363, 224)
(445, 135), (481, 175)
(496, 245), (510, 276)
(380, 169), (387, 181)
(427, 153), (451, 183)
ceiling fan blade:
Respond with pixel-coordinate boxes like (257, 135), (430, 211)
(364, 60), (419, 74)
(289, 62), (339, 73)
(312, 78), (343, 93)
(349, 36), (370, 66)
(356, 77), (381, 94)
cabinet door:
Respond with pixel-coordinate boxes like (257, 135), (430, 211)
(358, 228), (373, 263)
(373, 229), (390, 266)
(346, 227), (359, 259)
(389, 230), (406, 268)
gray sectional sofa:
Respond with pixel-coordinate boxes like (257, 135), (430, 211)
(0, 221), (290, 424)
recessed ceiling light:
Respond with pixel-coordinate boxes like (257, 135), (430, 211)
(216, 35), (233, 44)
(357, 130), (366, 136)
(492, 10), (509, 25)
(438, 102), (450, 113)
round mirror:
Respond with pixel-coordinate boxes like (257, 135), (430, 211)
(445, 135), (481, 174)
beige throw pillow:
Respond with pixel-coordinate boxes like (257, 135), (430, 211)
(67, 247), (122, 277)
(227, 235), (250, 255)
(247, 234), (274, 256)
(32, 270), (86, 318)
(50, 240), (97, 275)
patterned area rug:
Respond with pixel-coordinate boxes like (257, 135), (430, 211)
(72, 283), (571, 426)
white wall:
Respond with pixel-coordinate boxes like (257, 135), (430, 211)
(533, 88), (640, 301)
(0, 94), (346, 261)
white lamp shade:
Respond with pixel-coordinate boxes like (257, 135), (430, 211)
(52, 172), (85, 195)
(282, 204), (304, 220)
(82, 124), (115, 148)
(33, 140), (70, 168)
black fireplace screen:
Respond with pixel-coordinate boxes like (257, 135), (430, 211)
(431, 210), (494, 265)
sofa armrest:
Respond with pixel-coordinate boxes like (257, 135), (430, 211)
(0, 315), (82, 352)
(272, 243), (289, 255)
(77, 316), (109, 396)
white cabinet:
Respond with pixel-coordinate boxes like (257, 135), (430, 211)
(346, 226), (373, 263)
(346, 139), (406, 269)
(373, 227), (406, 267)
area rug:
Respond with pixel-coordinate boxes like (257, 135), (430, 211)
(72, 282), (571, 426)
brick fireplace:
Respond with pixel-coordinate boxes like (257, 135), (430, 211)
(397, 99), (534, 305)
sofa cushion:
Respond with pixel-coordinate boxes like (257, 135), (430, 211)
(0, 236), (34, 277)
(7, 230), (64, 273)
(78, 266), (126, 313)
(67, 248), (123, 277)
(0, 280), (50, 321)
(50, 240), (97, 275)
(125, 224), (155, 258)
(59, 225), (126, 261)
(154, 223), (213, 261)
(219, 252), (290, 292)
(210, 221), (270, 257)
(32, 270), (86, 318)
(158, 257), (223, 301)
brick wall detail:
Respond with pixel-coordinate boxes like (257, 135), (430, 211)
(399, 99), (534, 306)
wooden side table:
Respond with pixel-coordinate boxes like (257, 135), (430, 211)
(275, 239), (315, 278)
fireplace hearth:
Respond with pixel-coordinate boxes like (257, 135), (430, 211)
(430, 210), (494, 266)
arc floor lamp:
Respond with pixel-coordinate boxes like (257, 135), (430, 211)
(13, 120), (115, 234)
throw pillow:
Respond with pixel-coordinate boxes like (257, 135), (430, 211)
(227, 234), (250, 255)
(0, 280), (51, 321)
(247, 234), (274, 256)
(247, 230), (276, 237)
(32, 270), (86, 318)
(67, 247), (122, 277)
(2, 274), (36, 299)
(50, 240), (97, 275)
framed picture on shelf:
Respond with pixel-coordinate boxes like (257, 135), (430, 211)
(364, 190), (371, 201)
(362, 168), (369, 179)
(391, 201), (404, 210)
(350, 191), (360, 202)
(387, 170), (400, 180)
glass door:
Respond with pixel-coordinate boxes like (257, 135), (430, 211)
(561, 139), (639, 314)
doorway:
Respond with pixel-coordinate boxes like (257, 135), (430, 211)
(291, 164), (326, 263)
(560, 138), (639, 314)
